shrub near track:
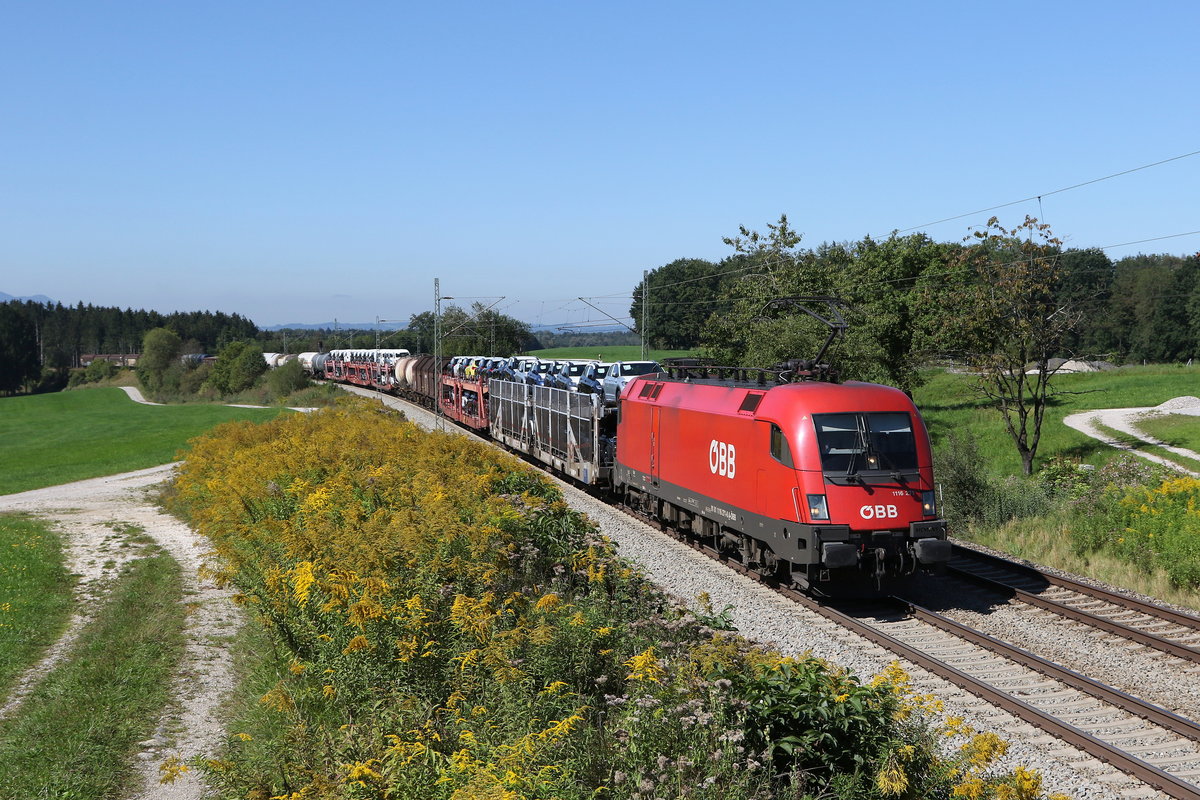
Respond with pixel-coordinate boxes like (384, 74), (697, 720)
(1071, 459), (1200, 589)
(170, 400), (1064, 800)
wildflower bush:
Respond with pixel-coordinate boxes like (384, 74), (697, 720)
(169, 399), (1066, 799)
(934, 432), (1055, 532)
(1071, 456), (1200, 588)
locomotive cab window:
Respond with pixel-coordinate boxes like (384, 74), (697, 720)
(769, 424), (794, 467)
(813, 412), (918, 473)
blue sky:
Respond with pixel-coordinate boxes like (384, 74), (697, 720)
(2, 1), (1198, 329)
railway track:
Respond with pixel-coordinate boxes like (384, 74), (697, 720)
(640, 517), (1200, 798)
(945, 545), (1200, 663)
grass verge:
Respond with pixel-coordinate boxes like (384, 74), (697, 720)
(0, 387), (290, 494)
(1134, 412), (1200, 455)
(0, 542), (186, 800)
(1091, 422), (1200, 472)
(0, 514), (75, 695)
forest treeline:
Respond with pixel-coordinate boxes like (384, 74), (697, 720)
(0, 302), (259, 394)
(631, 219), (1200, 388)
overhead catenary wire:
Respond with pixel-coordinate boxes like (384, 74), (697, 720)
(515, 148), (1200, 328)
(889, 148), (1200, 236)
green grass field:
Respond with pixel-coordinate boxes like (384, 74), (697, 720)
(0, 515), (74, 696)
(1134, 412), (1200, 454)
(0, 387), (289, 495)
(913, 364), (1200, 475)
(0, 535), (184, 800)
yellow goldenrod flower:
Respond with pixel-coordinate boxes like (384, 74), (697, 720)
(876, 762), (908, 795)
(625, 647), (666, 683)
(961, 732), (1008, 768)
(343, 635), (372, 653)
(158, 755), (191, 784)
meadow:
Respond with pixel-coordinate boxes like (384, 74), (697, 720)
(913, 364), (1200, 608)
(0, 515), (73, 695)
(913, 364), (1200, 476)
(0, 387), (289, 494)
(0, 532), (184, 800)
(1136, 412), (1200, 454)
(0, 385), (284, 798)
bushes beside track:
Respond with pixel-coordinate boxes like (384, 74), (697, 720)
(1070, 458), (1200, 589)
(168, 400), (1063, 799)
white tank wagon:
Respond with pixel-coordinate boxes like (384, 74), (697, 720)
(393, 355), (418, 389)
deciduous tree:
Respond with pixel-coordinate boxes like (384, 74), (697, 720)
(206, 340), (267, 395)
(630, 258), (724, 349)
(138, 327), (182, 393)
(917, 216), (1076, 475)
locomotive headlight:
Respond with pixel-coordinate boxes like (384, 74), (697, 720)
(807, 494), (830, 521)
(922, 490), (937, 517)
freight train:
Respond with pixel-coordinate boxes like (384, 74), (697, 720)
(302, 310), (949, 597)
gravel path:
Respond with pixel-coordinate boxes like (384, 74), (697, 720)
(0, 465), (241, 800)
(1064, 396), (1200, 476)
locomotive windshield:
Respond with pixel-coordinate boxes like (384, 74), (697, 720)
(813, 413), (918, 473)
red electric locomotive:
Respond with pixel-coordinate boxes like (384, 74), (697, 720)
(312, 297), (947, 598)
(615, 369), (949, 596)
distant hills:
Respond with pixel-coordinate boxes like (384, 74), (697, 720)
(1, 291), (56, 304)
(262, 321), (405, 331)
(5, 300), (628, 336)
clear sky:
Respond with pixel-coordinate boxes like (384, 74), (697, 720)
(2, 1), (1198, 329)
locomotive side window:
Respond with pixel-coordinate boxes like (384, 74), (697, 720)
(813, 413), (918, 473)
(769, 424), (793, 467)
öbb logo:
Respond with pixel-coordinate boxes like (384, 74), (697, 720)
(708, 440), (736, 478)
(860, 504), (899, 520)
